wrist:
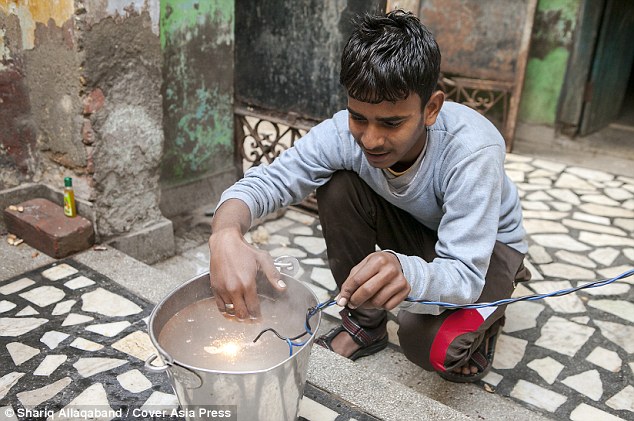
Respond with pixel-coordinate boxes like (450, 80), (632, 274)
(210, 226), (244, 244)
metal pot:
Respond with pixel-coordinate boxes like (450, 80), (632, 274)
(145, 261), (320, 421)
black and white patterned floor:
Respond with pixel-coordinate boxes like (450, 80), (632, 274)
(0, 259), (376, 420)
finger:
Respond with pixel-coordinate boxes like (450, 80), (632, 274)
(223, 273), (253, 320)
(210, 272), (231, 314)
(371, 282), (410, 310)
(343, 261), (383, 309)
(349, 257), (408, 309)
(336, 256), (373, 306)
(383, 291), (408, 311)
(348, 270), (386, 309)
(259, 254), (287, 291)
(214, 292), (231, 314)
(244, 281), (261, 319)
(228, 291), (250, 321)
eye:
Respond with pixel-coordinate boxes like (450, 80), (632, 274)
(383, 120), (403, 128)
(350, 114), (366, 122)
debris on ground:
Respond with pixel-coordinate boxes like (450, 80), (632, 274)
(7, 233), (23, 246)
(251, 226), (270, 244)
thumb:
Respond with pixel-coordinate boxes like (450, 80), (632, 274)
(336, 259), (366, 307)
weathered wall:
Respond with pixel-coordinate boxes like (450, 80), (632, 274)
(156, 0), (236, 219)
(81, 10), (164, 238)
(519, 0), (580, 124)
(0, 0), (78, 190)
(0, 0), (167, 245)
(235, 0), (387, 121)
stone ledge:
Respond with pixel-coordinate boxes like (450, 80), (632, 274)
(107, 217), (175, 265)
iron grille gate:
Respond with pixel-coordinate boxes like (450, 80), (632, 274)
(234, 103), (319, 213)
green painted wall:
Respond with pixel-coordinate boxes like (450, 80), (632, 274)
(519, 0), (581, 124)
(160, 0), (234, 182)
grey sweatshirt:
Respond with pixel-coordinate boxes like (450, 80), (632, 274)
(217, 102), (527, 314)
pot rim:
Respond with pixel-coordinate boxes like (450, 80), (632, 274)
(147, 271), (321, 375)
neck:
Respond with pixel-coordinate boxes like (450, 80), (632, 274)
(389, 134), (427, 174)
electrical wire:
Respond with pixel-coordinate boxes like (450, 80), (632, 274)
(405, 268), (634, 309)
(252, 298), (336, 356)
(254, 268), (634, 356)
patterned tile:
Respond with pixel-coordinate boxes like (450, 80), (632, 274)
(148, 156), (634, 421)
(0, 260), (176, 417)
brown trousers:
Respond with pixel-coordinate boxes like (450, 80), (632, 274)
(316, 171), (530, 372)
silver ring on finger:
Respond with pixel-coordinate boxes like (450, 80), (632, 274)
(225, 303), (235, 316)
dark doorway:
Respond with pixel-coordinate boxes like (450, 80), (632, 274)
(557, 0), (634, 136)
(612, 63), (634, 128)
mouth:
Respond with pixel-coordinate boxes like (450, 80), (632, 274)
(363, 150), (391, 166)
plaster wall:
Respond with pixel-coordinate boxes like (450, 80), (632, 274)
(0, 0), (80, 192)
(0, 0), (166, 245)
(159, 0), (236, 216)
(82, 12), (164, 238)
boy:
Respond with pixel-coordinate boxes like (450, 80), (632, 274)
(208, 10), (529, 382)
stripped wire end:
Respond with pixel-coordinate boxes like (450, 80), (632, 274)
(252, 296), (338, 356)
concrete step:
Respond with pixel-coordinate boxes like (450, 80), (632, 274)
(146, 218), (555, 421)
(80, 244), (475, 421)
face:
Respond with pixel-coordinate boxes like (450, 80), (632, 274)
(347, 92), (443, 171)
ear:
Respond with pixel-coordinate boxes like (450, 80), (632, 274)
(423, 90), (444, 126)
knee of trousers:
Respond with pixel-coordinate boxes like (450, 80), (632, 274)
(316, 170), (362, 204)
(396, 316), (438, 372)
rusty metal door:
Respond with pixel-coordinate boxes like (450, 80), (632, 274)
(417, 0), (537, 151)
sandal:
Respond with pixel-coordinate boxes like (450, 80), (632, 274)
(315, 325), (389, 361)
(438, 325), (500, 383)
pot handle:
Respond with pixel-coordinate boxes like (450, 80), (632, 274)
(274, 256), (299, 277)
(145, 353), (170, 372)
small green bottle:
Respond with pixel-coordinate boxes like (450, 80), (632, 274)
(63, 177), (77, 217)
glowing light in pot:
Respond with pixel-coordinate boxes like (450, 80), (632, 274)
(204, 340), (242, 359)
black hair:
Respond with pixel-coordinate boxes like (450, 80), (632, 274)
(340, 10), (441, 107)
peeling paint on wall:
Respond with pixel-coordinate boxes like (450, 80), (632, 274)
(161, 0), (234, 182)
(160, 0), (233, 48)
(164, 86), (233, 178)
(520, 47), (569, 124)
(83, 0), (160, 35)
(0, 0), (74, 49)
(519, 0), (580, 124)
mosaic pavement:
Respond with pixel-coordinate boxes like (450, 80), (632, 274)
(0, 259), (378, 420)
(3, 154), (633, 421)
(161, 154), (634, 420)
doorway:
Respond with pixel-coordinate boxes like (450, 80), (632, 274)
(557, 0), (634, 137)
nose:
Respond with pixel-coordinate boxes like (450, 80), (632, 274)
(360, 125), (385, 152)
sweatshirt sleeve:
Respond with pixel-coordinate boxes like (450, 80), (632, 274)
(216, 115), (351, 224)
(396, 145), (505, 315)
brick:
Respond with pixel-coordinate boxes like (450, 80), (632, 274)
(3, 198), (94, 258)
(83, 88), (105, 114)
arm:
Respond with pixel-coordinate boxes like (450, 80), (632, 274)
(208, 199), (285, 320)
(337, 145), (505, 314)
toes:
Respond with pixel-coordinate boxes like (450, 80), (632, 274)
(450, 364), (482, 376)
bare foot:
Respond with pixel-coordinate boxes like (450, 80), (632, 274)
(451, 363), (479, 375)
(329, 330), (360, 358)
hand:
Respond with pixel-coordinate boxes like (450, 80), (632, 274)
(336, 251), (410, 311)
(208, 229), (286, 320)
